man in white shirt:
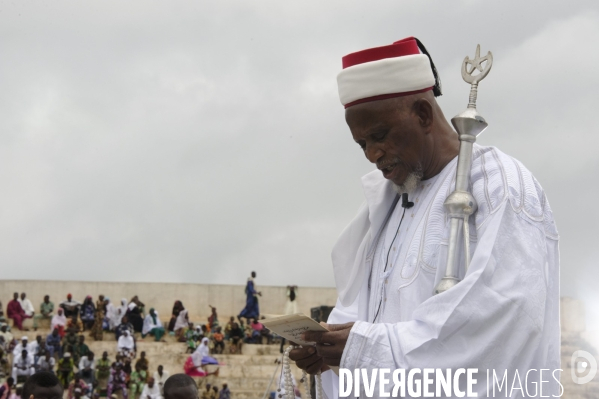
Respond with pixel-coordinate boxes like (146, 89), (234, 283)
(79, 352), (96, 386)
(18, 293), (35, 318)
(12, 349), (35, 381)
(141, 378), (162, 399)
(12, 336), (29, 357)
(36, 352), (56, 373)
(27, 335), (42, 357)
(153, 365), (169, 396)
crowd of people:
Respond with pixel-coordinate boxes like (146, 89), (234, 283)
(0, 277), (299, 399)
(1, 370), (229, 399)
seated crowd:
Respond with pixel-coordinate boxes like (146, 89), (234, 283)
(0, 292), (276, 398)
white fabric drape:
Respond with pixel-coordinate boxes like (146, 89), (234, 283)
(117, 334), (135, 350)
(199, 338), (210, 358)
(174, 309), (188, 331)
(51, 312), (67, 331)
(141, 384), (162, 399)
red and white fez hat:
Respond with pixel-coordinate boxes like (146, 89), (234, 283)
(337, 37), (440, 108)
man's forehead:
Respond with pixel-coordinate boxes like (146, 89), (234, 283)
(31, 385), (64, 399)
(166, 385), (198, 399)
(347, 96), (409, 119)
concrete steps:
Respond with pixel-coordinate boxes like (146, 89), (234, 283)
(10, 328), (300, 398)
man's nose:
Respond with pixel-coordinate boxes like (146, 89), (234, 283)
(364, 144), (384, 163)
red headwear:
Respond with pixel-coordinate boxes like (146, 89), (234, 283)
(337, 37), (439, 108)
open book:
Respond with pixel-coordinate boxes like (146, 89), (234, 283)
(261, 313), (339, 375)
(261, 313), (328, 345)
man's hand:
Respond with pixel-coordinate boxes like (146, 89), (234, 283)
(288, 345), (324, 375)
(289, 322), (355, 375)
(303, 322), (354, 367)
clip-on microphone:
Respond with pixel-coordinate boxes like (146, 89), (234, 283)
(401, 193), (414, 209)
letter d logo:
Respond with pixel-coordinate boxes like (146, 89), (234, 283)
(571, 350), (597, 385)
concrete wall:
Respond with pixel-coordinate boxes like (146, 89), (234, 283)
(0, 280), (338, 322)
(561, 296), (586, 332)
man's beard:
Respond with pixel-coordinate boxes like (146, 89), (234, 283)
(391, 167), (423, 195)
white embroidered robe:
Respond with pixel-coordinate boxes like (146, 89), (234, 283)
(322, 145), (560, 398)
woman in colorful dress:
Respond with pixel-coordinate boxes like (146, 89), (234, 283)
(79, 296), (96, 331)
(184, 339), (220, 380)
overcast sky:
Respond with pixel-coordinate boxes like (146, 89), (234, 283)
(0, 0), (597, 322)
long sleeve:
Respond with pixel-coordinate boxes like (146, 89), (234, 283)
(341, 201), (560, 396)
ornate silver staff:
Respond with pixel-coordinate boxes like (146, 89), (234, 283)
(434, 45), (493, 295)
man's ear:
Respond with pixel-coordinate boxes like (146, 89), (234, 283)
(413, 98), (434, 130)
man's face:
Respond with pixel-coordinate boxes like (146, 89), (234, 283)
(21, 293), (26, 300)
(346, 98), (427, 187)
(67, 295), (72, 301)
(13, 293), (18, 300)
(103, 352), (108, 359)
(79, 336), (84, 343)
(30, 385), (64, 399)
(52, 329), (58, 337)
(44, 296), (49, 303)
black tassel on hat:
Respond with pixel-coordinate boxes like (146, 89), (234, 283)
(414, 37), (443, 97)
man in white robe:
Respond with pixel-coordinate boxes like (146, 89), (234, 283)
(117, 330), (135, 358)
(12, 349), (35, 381)
(290, 37), (560, 398)
(18, 293), (35, 318)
